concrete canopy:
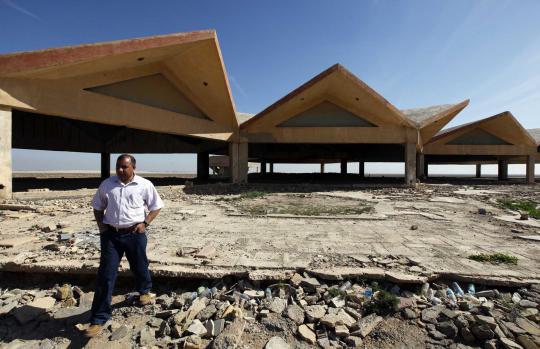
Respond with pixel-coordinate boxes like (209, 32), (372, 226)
(0, 30), (239, 141)
(241, 64), (416, 144)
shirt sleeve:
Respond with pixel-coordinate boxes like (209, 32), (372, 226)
(91, 183), (107, 211)
(145, 183), (164, 211)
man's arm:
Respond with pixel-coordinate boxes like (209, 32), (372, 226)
(93, 209), (108, 233)
(135, 208), (161, 233)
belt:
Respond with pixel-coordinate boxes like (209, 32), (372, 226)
(108, 224), (138, 233)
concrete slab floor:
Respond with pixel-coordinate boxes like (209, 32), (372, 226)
(0, 182), (539, 286)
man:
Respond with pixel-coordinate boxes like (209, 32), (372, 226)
(85, 154), (164, 337)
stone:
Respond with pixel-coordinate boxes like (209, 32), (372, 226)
(197, 304), (217, 321)
(243, 290), (265, 299)
(147, 317), (164, 328)
(13, 296), (56, 324)
(110, 325), (130, 341)
(519, 300), (538, 308)
(305, 305), (326, 322)
(437, 321), (458, 338)
(475, 315), (498, 330)
(261, 313), (292, 332)
(344, 307), (362, 320)
(476, 290), (499, 298)
(184, 335), (203, 349)
(398, 297), (416, 309)
(454, 315), (469, 329)
(471, 324), (495, 340)
(422, 305), (444, 324)
(500, 337), (525, 349)
(155, 309), (179, 318)
(330, 297), (345, 308)
(335, 324), (349, 337)
(516, 317), (540, 336)
(41, 223), (57, 232)
(195, 245), (216, 259)
(139, 326), (155, 347)
(344, 336), (363, 347)
(506, 321), (529, 335)
(0, 301), (18, 315)
(429, 329), (447, 340)
(402, 308), (417, 319)
(460, 327), (476, 344)
(300, 278), (321, 292)
(484, 339), (499, 349)
(336, 309), (356, 327)
(517, 335), (537, 349)
(441, 308), (458, 319)
(350, 313), (383, 338)
(265, 336), (290, 349)
(521, 308), (539, 319)
(187, 319), (208, 337)
(320, 313), (340, 328)
(285, 304), (304, 325)
(298, 324), (317, 344)
(205, 319), (225, 337)
(211, 318), (245, 349)
(267, 298), (287, 314)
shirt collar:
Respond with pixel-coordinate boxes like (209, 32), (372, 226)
(115, 174), (140, 186)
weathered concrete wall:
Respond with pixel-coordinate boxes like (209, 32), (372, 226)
(0, 107), (11, 199)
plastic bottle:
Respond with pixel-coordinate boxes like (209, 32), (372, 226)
(363, 287), (373, 299)
(431, 297), (442, 305)
(452, 282), (464, 297)
(467, 284), (475, 295)
(446, 288), (457, 304)
(420, 283), (430, 297)
(265, 288), (272, 300)
(339, 281), (352, 292)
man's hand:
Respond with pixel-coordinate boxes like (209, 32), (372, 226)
(93, 209), (108, 233)
(134, 222), (146, 234)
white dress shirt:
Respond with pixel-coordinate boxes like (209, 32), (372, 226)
(91, 174), (164, 228)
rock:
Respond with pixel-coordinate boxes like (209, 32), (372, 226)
(437, 321), (458, 338)
(187, 319), (208, 337)
(471, 324), (495, 340)
(521, 308), (539, 320)
(261, 313), (293, 332)
(516, 317), (540, 336)
(205, 319), (225, 337)
(330, 297), (345, 308)
(398, 297), (416, 309)
(402, 308), (417, 319)
(300, 278), (321, 292)
(305, 305), (326, 322)
(478, 208), (487, 215)
(155, 309), (179, 319)
(285, 304), (304, 325)
(337, 309), (356, 327)
(506, 321), (529, 335)
(350, 313), (383, 338)
(500, 337), (525, 349)
(410, 224), (418, 230)
(41, 223), (57, 232)
(211, 318), (245, 349)
(320, 313), (340, 329)
(475, 315), (498, 330)
(335, 324), (349, 337)
(517, 335), (537, 349)
(344, 307), (362, 320)
(147, 317), (164, 328)
(155, 294), (174, 308)
(454, 315), (469, 329)
(460, 327), (476, 344)
(184, 335), (203, 349)
(344, 336), (363, 347)
(197, 304), (217, 321)
(110, 325), (129, 341)
(265, 336), (290, 349)
(267, 298), (287, 314)
(139, 326), (155, 347)
(243, 290), (265, 299)
(484, 339), (498, 349)
(13, 296), (56, 324)
(422, 305), (444, 324)
(298, 324), (317, 344)
(441, 308), (458, 319)
(519, 300), (538, 308)
(476, 290), (499, 298)
(157, 321), (171, 338)
(429, 329), (447, 340)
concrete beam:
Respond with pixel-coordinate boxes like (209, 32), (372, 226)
(320, 163), (325, 173)
(269, 162), (274, 173)
(359, 162), (365, 178)
(404, 143), (417, 186)
(0, 107), (11, 199)
(340, 159), (347, 174)
(476, 164), (482, 178)
(100, 152), (110, 180)
(498, 159), (508, 181)
(260, 160), (266, 174)
(416, 153), (425, 179)
(229, 142), (248, 184)
(526, 155), (536, 184)
(197, 151), (209, 181)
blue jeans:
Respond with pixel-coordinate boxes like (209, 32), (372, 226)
(90, 228), (152, 325)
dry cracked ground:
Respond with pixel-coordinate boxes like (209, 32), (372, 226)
(0, 181), (539, 348)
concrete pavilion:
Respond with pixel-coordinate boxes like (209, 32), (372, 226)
(240, 64), (469, 184)
(0, 30), (246, 199)
(423, 112), (537, 183)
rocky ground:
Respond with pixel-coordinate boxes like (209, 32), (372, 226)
(0, 274), (539, 348)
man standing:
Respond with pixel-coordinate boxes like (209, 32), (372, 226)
(85, 154), (164, 337)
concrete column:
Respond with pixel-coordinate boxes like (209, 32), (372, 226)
(340, 159), (347, 174)
(269, 163), (274, 173)
(476, 164), (482, 178)
(320, 163), (325, 173)
(404, 143), (417, 186)
(526, 155), (536, 184)
(229, 142), (248, 183)
(100, 152), (110, 180)
(498, 159), (508, 181)
(424, 161), (429, 178)
(416, 153), (425, 179)
(197, 151), (209, 181)
(359, 162), (365, 178)
(260, 160), (266, 174)
(0, 107), (12, 199)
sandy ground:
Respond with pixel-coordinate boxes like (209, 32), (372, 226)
(0, 180), (539, 286)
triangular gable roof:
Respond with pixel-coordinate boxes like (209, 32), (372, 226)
(401, 100), (469, 145)
(528, 128), (540, 146)
(427, 111), (536, 146)
(241, 64), (413, 130)
(0, 31), (240, 136)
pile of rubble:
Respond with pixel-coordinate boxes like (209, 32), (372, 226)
(0, 273), (539, 348)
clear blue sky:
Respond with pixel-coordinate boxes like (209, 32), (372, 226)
(2, 0), (539, 174)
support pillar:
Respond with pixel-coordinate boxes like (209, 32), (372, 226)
(320, 163), (325, 173)
(476, 164), (481, 178)
(229, 142), (248, 183)
(100, 152), (110, 180)
(197, 151), (209, 181)
(526, 155), (536, 184)
(424, 161), (429, 178)
(269, 163), (274, 173)
(404, 143), (417, 186)
(0, 107), (12, 199)
(340, 159), (347, 174)
(416, 153), (425, 179)
(359, 162), (365, 178)
(498, 159), (508, 181)
(260, 160), (266, 174)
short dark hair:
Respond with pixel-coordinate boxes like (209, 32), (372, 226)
(116, 154), (136, 167)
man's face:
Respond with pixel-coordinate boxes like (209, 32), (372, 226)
(116, 157), (135, 182)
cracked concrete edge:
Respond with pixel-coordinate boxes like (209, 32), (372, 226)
(0, 260), (538, 287)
